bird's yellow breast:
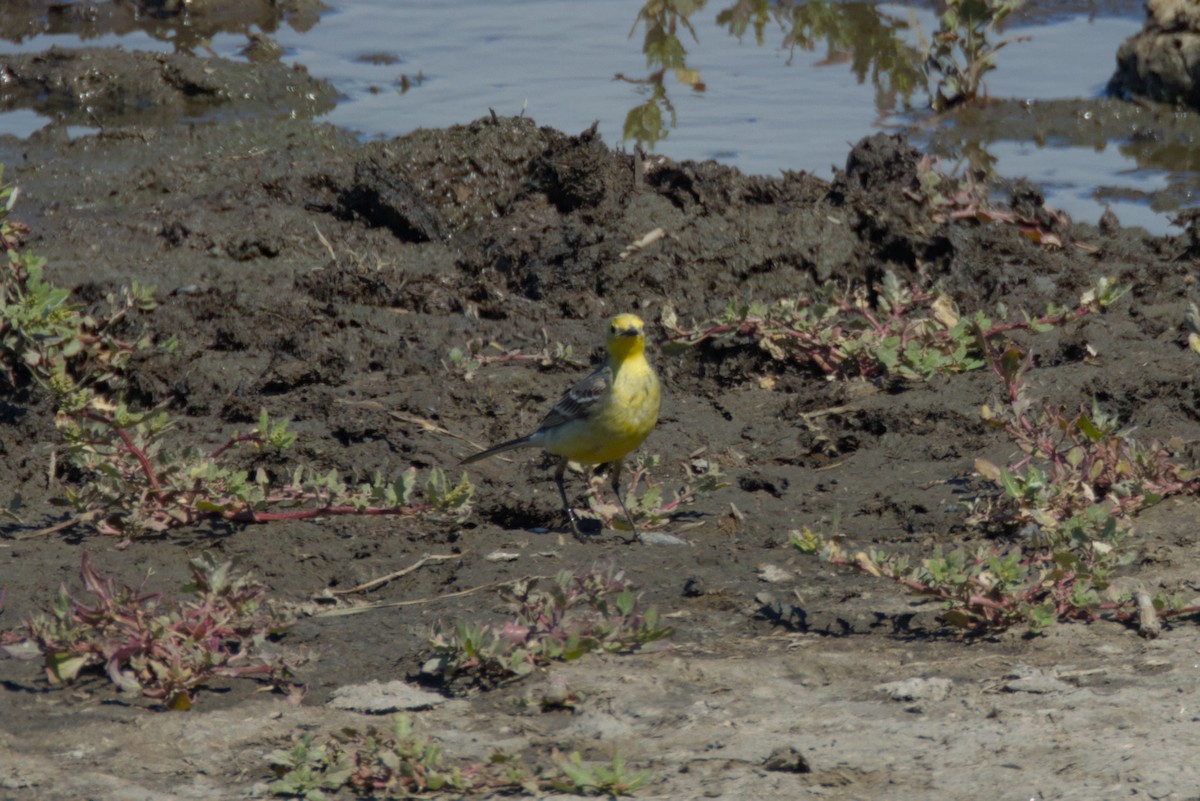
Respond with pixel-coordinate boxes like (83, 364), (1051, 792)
(542, 354), (660, 465)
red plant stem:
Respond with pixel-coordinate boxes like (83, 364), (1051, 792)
(659, 491), (692, 514)
(667, 325), (719, 344)
(481, 351), (549, 366)
(1155, 604), (1200, 620)
(962, 592), (1014, 613)
(75, 332), (137, 350)
(209, 433), (264, 459)
(808, 350), (838, 375)
(223, 504), (431, 523)
(84, 411), (163, 496)
(981, 305), (1095, 339)
(666, 320), (749, 346)
(857, 306), (888, 337)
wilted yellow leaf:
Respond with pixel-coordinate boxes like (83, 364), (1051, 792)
(674, 67), (705, 89)
(89, 396), (119, 413)
(931, 294), (959, 327)
(974, 458), (1001, 482)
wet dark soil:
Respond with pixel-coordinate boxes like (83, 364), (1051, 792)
(2, 37), (1200, 801)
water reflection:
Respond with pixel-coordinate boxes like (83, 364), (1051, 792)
(922, 0), (1025, 111)
(920, 98), (1200, 221)
(0, 0), (1177, 231)
(622, 0), (927, 149)
(720, 1), (924, 109)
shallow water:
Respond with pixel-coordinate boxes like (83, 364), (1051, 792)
(920, 10), (1173, 232)
(0, 0), (1187, 233)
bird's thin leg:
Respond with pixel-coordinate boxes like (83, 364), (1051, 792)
(555, 457), (583, 537)
(610, 460), (640, 543)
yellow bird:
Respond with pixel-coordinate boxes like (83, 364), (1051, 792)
(461, 313), (662, 539)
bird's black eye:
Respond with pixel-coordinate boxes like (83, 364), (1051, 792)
(610, 324), (617, 333)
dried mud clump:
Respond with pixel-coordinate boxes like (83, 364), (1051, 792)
(1109, 0), (1200, 106)
(0, 46), (336, 126)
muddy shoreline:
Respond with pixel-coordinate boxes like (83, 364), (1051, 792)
(2, 30), (1200, 801)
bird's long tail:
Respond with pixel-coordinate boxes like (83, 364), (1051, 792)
(459, 435), (535, 466)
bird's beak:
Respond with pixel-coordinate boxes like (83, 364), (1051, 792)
(617, 326), (641, 337)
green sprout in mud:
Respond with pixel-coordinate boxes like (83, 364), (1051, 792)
(584, 453), (729, 532)
(664, 272), (1127, 382)
(269, 715), (654, 799)
(12, 552), (295, 710)
(269, 715), (469, 800)
(56, 404), (474, 537)
(908, 153), (1076, 248)
(0, 245), (168, 397)
(922, 0), (1027, 111)
(0, 169), (165, 396)
(795, 522), (1116, 632)
(0, 189), (473, 537)
(423, 566), (673, 689)
(548, 750), (652, 797)
(269, 734), (345, 801)
(973, 341), (1193, 529)
(795, 321), (1200, 633)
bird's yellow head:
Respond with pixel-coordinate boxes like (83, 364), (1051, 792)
(605, 313), (647, 359)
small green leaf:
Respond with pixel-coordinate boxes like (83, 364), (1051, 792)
(46, 653), (90, 683)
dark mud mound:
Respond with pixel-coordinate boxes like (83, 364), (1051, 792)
(1, 109), (1181, 499)
(0, 0), (325, 52)
(1109, 0), (1200, 106)
(0, 46), (335, 127)
(326, 123), (1122, 331)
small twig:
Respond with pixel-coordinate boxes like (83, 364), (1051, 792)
(800, 402), (864, 421)
(328, 553), (463, 596)
(315, 577), (550, 617)
(334, 400), (484, 448)
(1136, 590), (1161, 639)
(313, 222), (337, 263)
(619, 227), (666, 259)
(19, 512), (98, 539)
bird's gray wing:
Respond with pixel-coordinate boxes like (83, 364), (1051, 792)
(537, 362), (612, 430)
